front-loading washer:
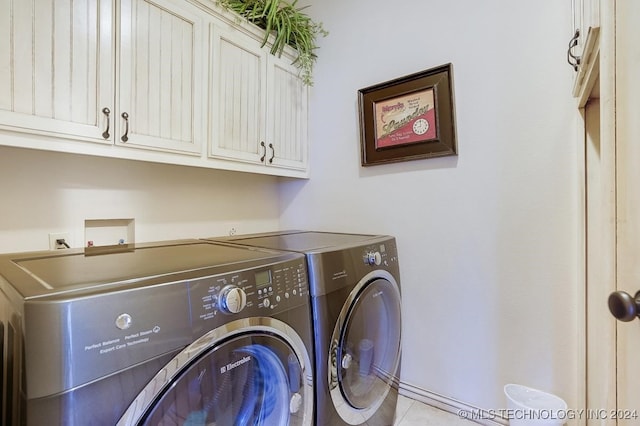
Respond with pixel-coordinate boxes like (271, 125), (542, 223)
(0, 239), (314, 425)
(206, 231), (402, 426)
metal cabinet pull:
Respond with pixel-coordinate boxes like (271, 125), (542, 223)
(567, 29), (581, 72)
(101, 107), (111, 139)
(268, 143), (275, 164)
(121, 112), (129, 142)
(260, 141), (266, 162)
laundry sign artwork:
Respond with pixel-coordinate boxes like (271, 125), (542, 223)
(358, 63), (457, 166)
(374, 88), (437, 149)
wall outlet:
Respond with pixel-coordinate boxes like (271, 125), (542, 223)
(49, 232), (71, 250)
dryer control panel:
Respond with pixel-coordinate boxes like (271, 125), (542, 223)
(190, 256), (309, 325)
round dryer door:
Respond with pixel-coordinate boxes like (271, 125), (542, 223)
(330, 270), (402, 424)
(118, 318), (313, 426)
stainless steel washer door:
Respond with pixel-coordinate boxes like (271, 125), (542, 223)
(118, 318), (313, 426)
(329, 270), (402, 425)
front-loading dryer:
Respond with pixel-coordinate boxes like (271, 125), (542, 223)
(206, 231), (402, 426)
(0, 239), (314, 425)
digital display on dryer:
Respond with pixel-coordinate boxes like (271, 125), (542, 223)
(255, 270), (272, 288)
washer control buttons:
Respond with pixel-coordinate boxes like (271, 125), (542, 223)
(364, 251), (382, 266)
(218, 285), (247, 314)
(115, 313), (132, 330)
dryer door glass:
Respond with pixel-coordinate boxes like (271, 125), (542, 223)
(140, 334), (306, 425)
(338, 278), (402, 410)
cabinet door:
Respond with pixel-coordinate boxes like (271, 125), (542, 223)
(119, 0), (204, 154)
(209, 23), (267, 164)
(266, 56), (308, 171)
(571, 0), (600, 59)
(0, 0), (113, 143)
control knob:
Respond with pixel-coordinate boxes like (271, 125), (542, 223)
(219, 285), (247, 314)
(364, 251), (382, 266)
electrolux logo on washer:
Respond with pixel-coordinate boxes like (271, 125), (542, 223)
(220, 355), (252, 374)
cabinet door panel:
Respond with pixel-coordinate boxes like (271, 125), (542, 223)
(0, 0), (12, 112)
(119, 0), (204, 154)
(267, 59), (308, 171)
(209, 24), (266, 163)
(0, 0), (112, 143)
(571, 0), (600, 60)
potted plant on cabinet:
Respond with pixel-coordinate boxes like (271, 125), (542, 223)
(216, 0), (327, 86)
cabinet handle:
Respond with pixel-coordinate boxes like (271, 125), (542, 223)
(567, 29), (581, 72)
(268, 143), (275, 164)
(260, 141), (266, 162)
(101, 107), (111, 139)
(121, 112), (129, 142)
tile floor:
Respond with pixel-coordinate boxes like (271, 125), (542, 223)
(394, 395), (474, 426)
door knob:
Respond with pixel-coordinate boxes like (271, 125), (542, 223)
(608, 291), (640, 322)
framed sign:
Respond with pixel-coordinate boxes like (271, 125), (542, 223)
(358, 63), (457, 166)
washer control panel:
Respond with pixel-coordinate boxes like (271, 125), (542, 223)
(363, 250), (382, 266)
(218, 285), (247, 314)
(191, 257), (309, 324)
(362, 241), (397, 268)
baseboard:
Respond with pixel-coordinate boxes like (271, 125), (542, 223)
(398, 381), (508, 426)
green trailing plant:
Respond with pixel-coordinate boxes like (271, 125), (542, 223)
(216, 0), (327, 86)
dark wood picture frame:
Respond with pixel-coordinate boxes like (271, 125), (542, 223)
(358, 63), (457, 166)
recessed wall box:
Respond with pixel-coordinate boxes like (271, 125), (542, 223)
(84, 218), (135, 255)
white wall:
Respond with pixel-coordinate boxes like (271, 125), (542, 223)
(281, 0), (580, 414)
(0, 146), (281, 253)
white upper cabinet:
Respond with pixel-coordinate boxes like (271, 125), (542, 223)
(570, 0), (600, 71)
(209, 21), (308, 173)
(0, 0), (310, 178)
(118, 0), (205, 154)
(0, 0), (113, 143)
(570, 0), (600, 97)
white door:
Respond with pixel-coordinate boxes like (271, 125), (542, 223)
(0, 0), (113, 143)
(583, 3), (640, 424)
(611, 2), (640, 423)
(118, 0), (204, 154)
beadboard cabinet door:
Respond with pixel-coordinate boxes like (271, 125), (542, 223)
(570, 0), (600, 68)
(209, 22), (308, 173)
(118, 0), (205, 154)
(0, 0), (113, 143)
(266, 55), (308, 171)
(209, 23), (267, 164)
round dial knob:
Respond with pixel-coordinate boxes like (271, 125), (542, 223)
(364, 251), (382, 266)
(219, 285), (247, 314)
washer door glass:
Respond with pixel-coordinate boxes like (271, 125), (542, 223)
(338, 278), (402, 410)
(140, 334), (306, 425)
